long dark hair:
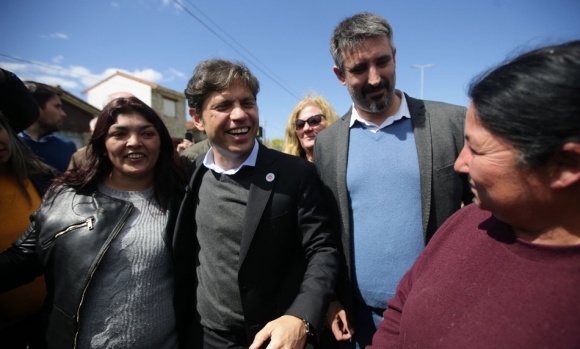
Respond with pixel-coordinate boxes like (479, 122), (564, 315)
(52, 97), (185, 210)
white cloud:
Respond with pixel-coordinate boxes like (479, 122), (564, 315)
(95, 67), (164, 84)
(35, 75), (80, 90)
(41, 33), (69, 40)
(131, 68), (164, 82)
(2, 61), (90, 90)
(71, 65), (102, 87)
(161, 0), (183, 11)
(0, 59), (168, 97)
(0, 62), (29, 73)
(160, 68), (187, 83)
(0, 62), (81, 90)
(168, 68), (186, 79)
(52, 55), (64, 64)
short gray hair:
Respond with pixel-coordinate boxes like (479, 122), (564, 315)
(330, 12), (394, 73)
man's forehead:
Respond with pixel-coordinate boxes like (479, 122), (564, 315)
(48, 95), (62, 103)
(203, 84), (255, 110)
(342, 37), (393, 59)
(40, 95), (62, 110)
(216, 83), (254, 99)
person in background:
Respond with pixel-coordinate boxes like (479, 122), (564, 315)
(0, 68), (53, 349)
(282, 94), (339, 162)
(176, 130), (195, 155)
(175, 58), (339, 349)
(314, 12), (472, 348)
(368, 40), (580, 349)
(180, 137), (211, 160)
(0, 96), (186, 348)
(68, 116), (97, 170)
(19, 81), (76, 173)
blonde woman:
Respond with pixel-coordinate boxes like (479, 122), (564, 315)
(283, 94), (339, 162)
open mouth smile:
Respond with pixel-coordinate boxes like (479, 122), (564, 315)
(227, 127), (250, 135)
(126, 153), (145, 159)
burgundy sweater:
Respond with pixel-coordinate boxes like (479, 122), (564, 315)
(368, 204), (580, 349)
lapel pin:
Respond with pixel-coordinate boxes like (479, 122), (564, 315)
(266, 173), (275, 182)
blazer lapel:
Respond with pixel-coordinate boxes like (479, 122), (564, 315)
(173, 156), (207, 257)
(238, 144), (276, 268)
(406, 94), (432, 236)
(336, 110), (352, 248)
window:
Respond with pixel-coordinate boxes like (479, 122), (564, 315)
(163, 97), (176, 117)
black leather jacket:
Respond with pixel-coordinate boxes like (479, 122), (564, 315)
(0, 185), (182, 348)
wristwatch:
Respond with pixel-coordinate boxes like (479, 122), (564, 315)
(303, 319), (315, 336)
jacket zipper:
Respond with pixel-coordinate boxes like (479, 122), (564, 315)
(72, 205), (134, 349)
(41, 217), (95, 247)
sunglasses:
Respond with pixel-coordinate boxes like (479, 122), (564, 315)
(295, 114), (324, 130)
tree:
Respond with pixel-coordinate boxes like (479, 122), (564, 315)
(268, 138), (283, 151)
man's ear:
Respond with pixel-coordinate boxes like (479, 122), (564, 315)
(189, 108), (205, 132)
(333, 66), (346, 86)
(551, 143), (580, 189)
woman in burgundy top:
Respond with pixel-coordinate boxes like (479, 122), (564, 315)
(368, 40), (580, 349)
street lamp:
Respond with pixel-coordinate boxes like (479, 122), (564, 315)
(410, 64), (434, 99)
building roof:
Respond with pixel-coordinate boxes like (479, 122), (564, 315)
(82, 71), (183, 98)
(58, 86), (100, 115)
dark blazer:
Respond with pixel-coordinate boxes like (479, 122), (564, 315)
(173, 144), (340, 347)
(313, 94), (473, 311)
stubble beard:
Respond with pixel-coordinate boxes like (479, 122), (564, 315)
(351, 87), (394, 114)
(351, 74), (397, 115)
(38, 119), (60, 136)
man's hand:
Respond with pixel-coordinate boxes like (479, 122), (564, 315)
(249, 315), (307, 349)
(326, 300), (353, 341)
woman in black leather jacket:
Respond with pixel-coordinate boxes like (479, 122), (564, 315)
(0, 97), (186, 349)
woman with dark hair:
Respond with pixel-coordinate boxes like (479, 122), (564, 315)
(0, 96), (186, 348)
(368, 40), (580, 348)
(0, 68), (54, 348)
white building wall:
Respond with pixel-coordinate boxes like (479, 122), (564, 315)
(85, 74), (187, 138)
(86, 75), (152, 109)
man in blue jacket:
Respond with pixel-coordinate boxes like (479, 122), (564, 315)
(19, 81), (76, 173)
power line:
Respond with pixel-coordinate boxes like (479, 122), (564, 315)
(171, 0), (301, 100)
(180, 0), (291, 91)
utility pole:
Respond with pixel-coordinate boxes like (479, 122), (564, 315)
(410, 64), (434, 99)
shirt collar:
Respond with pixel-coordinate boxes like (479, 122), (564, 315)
(349, 90), (411, 132)
(202, 139), (259, 175)
(19, 130), (55, 142)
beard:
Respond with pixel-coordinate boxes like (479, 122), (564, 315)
(349, 73), (397, 114)
(39, 120), (61, 134)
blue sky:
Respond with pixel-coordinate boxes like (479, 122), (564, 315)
(1, 0), (579, 140)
